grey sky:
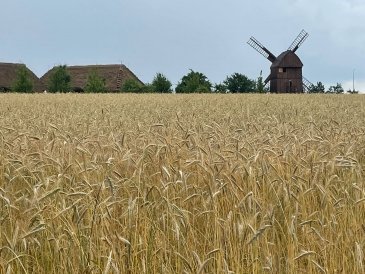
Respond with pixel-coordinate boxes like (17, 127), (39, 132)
(1, 0), (365, 91)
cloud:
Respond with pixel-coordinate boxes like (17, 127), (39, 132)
(290, 0), (365, 46)
(1, 0), (364, 87)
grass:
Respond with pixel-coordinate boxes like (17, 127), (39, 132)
(0, 93), (364, 273)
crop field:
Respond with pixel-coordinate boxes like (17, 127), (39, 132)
(0, 93), (364, 273)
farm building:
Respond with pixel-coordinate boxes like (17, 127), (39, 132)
(0, 62), (45, 92)
(41, 64), (144, 92)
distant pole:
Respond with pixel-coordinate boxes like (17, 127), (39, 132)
(353, 69), (355, 92)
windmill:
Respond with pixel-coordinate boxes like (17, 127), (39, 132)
(247, 30), (312, 93)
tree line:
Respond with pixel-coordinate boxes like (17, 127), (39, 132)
(9, 65), (359, 93)
(45, 66), (264, 93)
(308, 82), (358, 94)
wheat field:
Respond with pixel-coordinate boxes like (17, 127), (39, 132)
(0, 93), (364, 273)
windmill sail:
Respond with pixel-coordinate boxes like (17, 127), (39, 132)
(288, 30), (309, 53)
(247, 37), (276, 62)
(264, 74), (272, 85)
(302, 76), (313, 91)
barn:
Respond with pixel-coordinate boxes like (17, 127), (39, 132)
(0, 62), (45, 92)
(41, 64), (144, 92)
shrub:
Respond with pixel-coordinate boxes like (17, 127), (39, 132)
(224, 73), (256, 93)
(85, 70), (106, 93)
(48, 65), (71, 93)
(121, 79), (144, 93)
(12, 65), (33, 93)
(152, 73), (172, 93)
(175, 70), (212, 93)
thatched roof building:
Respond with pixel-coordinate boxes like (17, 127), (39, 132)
(0, 62), (45, 92)
(41, 64), (144, 92)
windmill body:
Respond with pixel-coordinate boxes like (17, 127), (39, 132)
(248, 30), (310, 93)
(268, 50), (303, 93)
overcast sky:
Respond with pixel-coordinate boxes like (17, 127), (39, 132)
(1, 0), (365, 91)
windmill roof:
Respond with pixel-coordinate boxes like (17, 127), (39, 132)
(271, 51), (303, 68)
(41, 64), (144, 92)
(0, 62), (45, 91)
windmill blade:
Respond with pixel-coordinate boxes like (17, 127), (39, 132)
(288, 29), (309, 53)
(264, 74), (272, 85)
(247, 37), (276, 63)
(302, 76), (313, 92)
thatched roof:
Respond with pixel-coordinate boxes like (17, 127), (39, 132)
(41, 64), (144, 92)
(0, 62), (45, 91)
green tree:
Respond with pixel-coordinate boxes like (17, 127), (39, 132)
(308, 82), (325, 93)
(48, 65), (71, 93)
(85, 70), (106, 93)
(140, 83), (154, 93)
(152, 73), (172, 93)
(12, 65), (33, 93)
(175, 70), (212, 93)
(121, 79), (144, 93)
(224, 73), (255, 93)
(256, 71), (265, 93)
(347, 89), (359, 94)
(327, 83), (344, 94)
(214, 83), (227, 93)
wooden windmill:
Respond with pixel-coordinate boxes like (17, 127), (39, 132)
(248, 30), (312, 93)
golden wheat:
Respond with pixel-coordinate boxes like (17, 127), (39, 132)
(0, 93), (364, 273)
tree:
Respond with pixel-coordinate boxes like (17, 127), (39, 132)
(256, 71), (265, 93)
(85, 70), (106, 93)
(224, 73), (256, 93)
(140, 83), (154, 93)
(121, 79), (144, 93)
(48, 65), (71, 93)
(214, 83), (227, 93)
(151, 73), (172, 93)
(327, 83), (344, 94)
(175, 70), (212, 93)
(308, 82), (325, 93)
(12, 65), (33, 93)
(347, 89), (359, 94)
